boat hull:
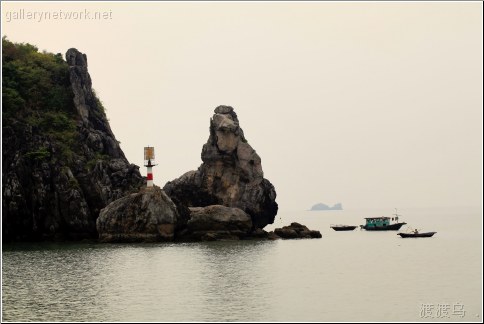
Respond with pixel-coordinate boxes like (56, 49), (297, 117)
(361, 222), (406, 231)
(331, 226), (357, 231)
(398, 232), (436, 238)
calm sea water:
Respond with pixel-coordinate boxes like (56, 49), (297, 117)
(2, 207), (482, 322)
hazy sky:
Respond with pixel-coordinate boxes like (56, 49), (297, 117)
(2, 2), (482, 211)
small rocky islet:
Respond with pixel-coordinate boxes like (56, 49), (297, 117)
(98, 104), (321, 241)
(2, 41), (321, 242)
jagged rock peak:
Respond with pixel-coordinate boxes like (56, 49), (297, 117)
(64, 48), (122, 161)
(210, 106), (242, 137)
(204, 107), (246, 157)
(214, 105), (234, 114)
(65, 48), (94, 125)
(66, 48), (88, 67)
(213, 105), (239, 122)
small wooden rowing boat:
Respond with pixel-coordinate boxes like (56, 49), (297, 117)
(397, 232), (436, 238)
(330, 225), (357, 231)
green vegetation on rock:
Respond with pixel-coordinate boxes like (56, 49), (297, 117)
(2, 37), (73, 117)
(2, 37), (77, 162)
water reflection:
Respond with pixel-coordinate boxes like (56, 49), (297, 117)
(195, 241), (276, 321)
(3, 241), (278, 322)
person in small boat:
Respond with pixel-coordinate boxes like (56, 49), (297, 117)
(414, 229), (419, 234)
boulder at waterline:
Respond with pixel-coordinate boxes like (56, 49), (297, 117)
(96, 186), (179, 242)
(273, 222), (322, 239)
(179, 205), (252, 241)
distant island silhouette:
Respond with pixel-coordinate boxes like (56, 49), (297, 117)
(310, 203), (343, 211)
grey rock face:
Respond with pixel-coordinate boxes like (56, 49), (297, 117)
(181, 205), (252, 240)
(164, 106), (278, 229)
(97, 187), (179, 242)
(66, 49), (91, 124)
(66, 48), (123, 157)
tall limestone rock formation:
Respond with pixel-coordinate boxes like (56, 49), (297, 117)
(164, 106), (278, 229)
(2, 40), (143, 241)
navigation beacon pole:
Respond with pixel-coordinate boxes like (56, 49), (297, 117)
(144, 146), (156, 188)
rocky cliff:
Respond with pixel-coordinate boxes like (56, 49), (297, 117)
(163, 106), (278, 229)
(2, 39), (143, 241)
